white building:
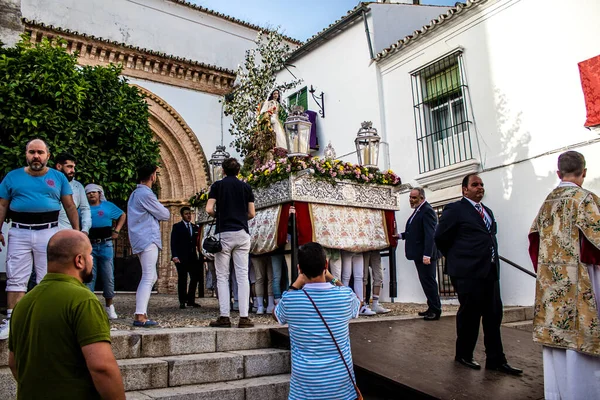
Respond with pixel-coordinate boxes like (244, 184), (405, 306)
(0, 0), (301, 291)
(277, 0), (600, 306)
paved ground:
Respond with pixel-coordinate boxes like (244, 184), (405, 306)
(103, 293), (459, 329)
(350, 316), (543, 400)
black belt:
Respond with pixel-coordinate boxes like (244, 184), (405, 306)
(90, 237), (112, 244)
(11, 222), (58, 230)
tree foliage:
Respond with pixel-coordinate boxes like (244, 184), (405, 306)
(0, 36), (160, 202)
(223, 30), (302, 157)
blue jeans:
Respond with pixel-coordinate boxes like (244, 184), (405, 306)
(87, 241), (115, 299)
(271, 254), (286, 299)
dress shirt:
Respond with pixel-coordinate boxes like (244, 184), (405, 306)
(463, 196), (492, 225)
(127, 184), (170, 254)
(58, 179), (91, 233)
(407, 201), (426, 225)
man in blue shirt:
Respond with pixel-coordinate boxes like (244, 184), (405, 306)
(127, 164), (170, 327)
(275, 242), (360, 400)
(0, 139), (80, 340)
(85, 183), (126, 320)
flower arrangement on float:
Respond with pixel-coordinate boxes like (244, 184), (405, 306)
(189, 157), (400, 208)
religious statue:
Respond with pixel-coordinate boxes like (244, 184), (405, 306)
(245, 89), (288, 170)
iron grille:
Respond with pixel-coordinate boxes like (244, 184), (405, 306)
(434, 205), (457, 297)
(411, 52), (474, 173)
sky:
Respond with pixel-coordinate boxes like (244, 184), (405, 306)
(191, 0), (460, 41)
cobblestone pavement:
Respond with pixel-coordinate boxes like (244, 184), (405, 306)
(103, 293), (459, 330)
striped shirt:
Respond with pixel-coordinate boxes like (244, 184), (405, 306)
(275, 282), (360, 400)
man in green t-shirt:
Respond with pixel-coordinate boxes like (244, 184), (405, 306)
(8, 230), (125, 400)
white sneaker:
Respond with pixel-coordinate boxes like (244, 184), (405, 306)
(256, 306), (265, 315)
(372, 304), (391, 314)
(0, 319), (9, 340)
(105, 305), (118, 320)
(359, 306), (376, 316)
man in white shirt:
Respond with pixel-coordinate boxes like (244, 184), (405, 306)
(55, 153), (91, 234)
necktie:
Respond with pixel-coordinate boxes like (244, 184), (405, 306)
(187, 223), (192, 237)
(475, 204), (495, 261)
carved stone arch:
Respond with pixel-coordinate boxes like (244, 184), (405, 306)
(133, 85), (211, 200)
(132, 84), (210, 293)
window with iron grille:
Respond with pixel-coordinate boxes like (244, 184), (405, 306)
(411, 52), (474, 173)
(434, 204), (457, 298)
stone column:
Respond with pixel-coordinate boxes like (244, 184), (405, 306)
(0, 0), (23, 47)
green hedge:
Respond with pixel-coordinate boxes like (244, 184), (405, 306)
(0, 36), (160, 203)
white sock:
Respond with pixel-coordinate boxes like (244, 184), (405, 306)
(372, 296), (379, 309)
(267, 296), (275, 309)
(257, 296), (264, 309)
(7, 309), (13, 320)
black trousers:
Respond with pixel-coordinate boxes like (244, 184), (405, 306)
(414, 260), (442, 315)
(451, 275), (506, 366)
(176, 261), (201, 305)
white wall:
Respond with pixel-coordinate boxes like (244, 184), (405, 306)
(370, 3), (450, 55)
(21, 0), (262, 71)
(277, 18), (381, 165)
(379, 0), (600, 305)
(127, 77), (239, 167)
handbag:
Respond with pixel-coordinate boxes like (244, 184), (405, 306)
(202, 187), (222, 254)
(303, 290), (364, 400)
(202, 220), (221, 254)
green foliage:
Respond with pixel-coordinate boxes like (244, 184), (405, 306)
(223, 30), (302, 157)
(0, 36), (160, 202)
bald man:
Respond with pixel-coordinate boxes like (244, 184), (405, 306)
(7, 230), (125, 400)
(0, 138), (80, 340)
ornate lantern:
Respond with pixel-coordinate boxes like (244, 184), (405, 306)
(354, 121), (380, 167)
(284, 105), (312, 157)
(209, 145), (230, 182)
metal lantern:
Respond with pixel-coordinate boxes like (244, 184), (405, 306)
(284, 105), (312, 157)
(354, 121), (380, 167)
(209, 145), (230, 182)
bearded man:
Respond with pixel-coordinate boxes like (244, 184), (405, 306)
(55, 152), (91, 235)
(0, 138), (79, 340)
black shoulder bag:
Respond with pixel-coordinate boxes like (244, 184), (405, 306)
(202, 187), (222, 254)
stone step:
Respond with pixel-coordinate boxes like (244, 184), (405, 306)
(0, 348), (290, 398)
(0, 326), (274, 368)
(119, 348), (289, 391)
(126, 374), (290, 400)
(503, 320), (534, 332)
(501, 306), (534, 323)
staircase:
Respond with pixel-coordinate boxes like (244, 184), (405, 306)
(0, 326), (291, 399)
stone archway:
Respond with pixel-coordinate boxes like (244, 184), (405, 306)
(133, 85), (211, 293)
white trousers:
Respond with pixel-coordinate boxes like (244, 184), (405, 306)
(215, 230), (251, 317)
(341, 251), (364, 302)
(543, 347), (600, 400)
(6, 226), (58, 292)
(135, 243), (158, 315)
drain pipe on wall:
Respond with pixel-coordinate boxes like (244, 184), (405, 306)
(362, 9), (375, 59)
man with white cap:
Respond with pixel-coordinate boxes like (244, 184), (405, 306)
(85, 183), (126, 319)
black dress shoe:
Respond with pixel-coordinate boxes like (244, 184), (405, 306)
(486, 363), (523, 375)
(179, 303), (186, 309)
(455, 357), (481, 370)
(423, 312), (440, 321)
(187, 302), (201, 308)
(418, 310), (430, 316)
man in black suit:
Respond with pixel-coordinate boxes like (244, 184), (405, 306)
(401, 187), (441, 321)
(171, 206), (202, 309)
(434, 174), (522, 375)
